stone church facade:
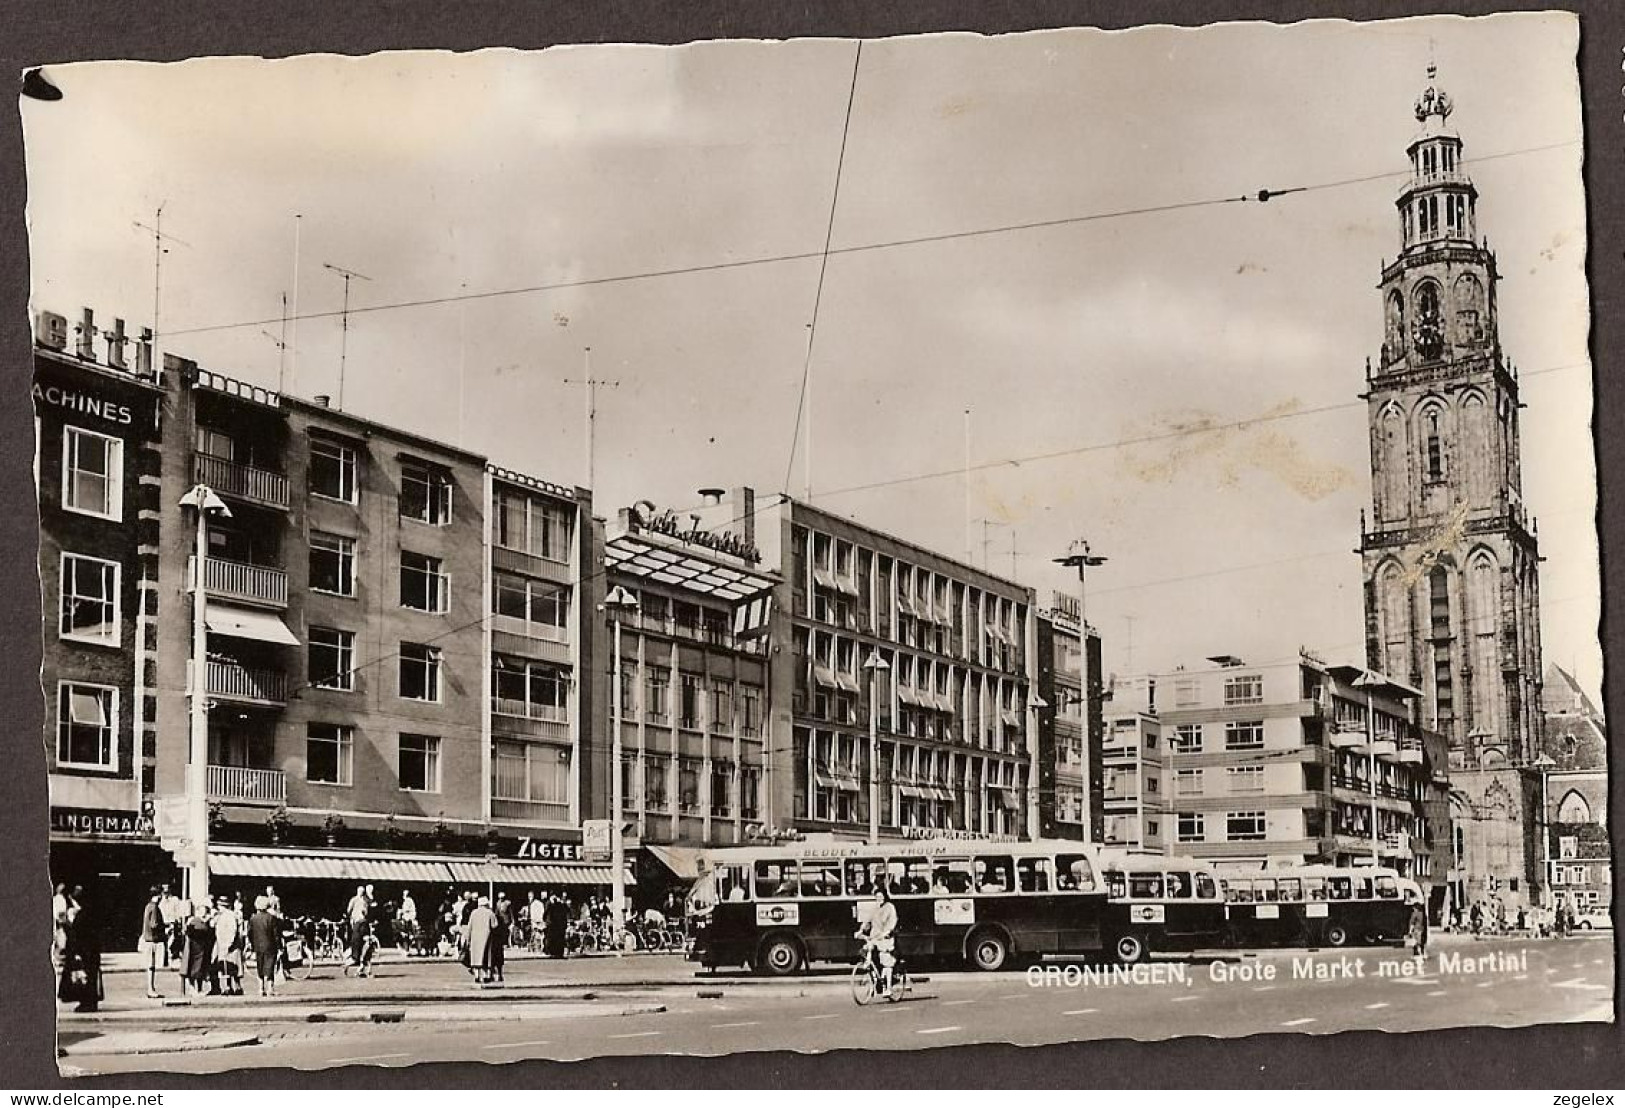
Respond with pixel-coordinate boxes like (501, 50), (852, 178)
(1359, 70), (1545, 911)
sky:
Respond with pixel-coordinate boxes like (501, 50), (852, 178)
(22, 14), (1599, 704)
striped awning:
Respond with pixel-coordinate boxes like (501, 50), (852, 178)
(444, 860), (633, 887)
(208, 849), (452, 884)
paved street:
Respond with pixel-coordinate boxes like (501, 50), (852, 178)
(58, 933), (1613, 1074)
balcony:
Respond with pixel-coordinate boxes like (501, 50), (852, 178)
(1396, 739), (1425, 764)
(1329, 720), (1365, 749)
(193, 453), (290, 511)
(207, 765), (286, 805)
(196, 556), (287, 608)
(206, 660), (287, 704)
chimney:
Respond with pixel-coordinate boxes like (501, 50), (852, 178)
(313, 394), (331, 407)
(733, 486), (756, 548)
(697, 488), (725, 506)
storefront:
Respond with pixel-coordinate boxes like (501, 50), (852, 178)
(50, 808), (177, 953)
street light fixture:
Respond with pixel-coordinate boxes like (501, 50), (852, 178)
(602, 584), (639, 951)
(1026, 694), (1048, 839)
(1055, 539), (1106, 841)
(863, 650), (891, 845)
(179, 483), (230, 906)
(1531, 752), (1558, 908)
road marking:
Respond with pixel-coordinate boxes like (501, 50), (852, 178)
(917, 1026), (962, 1035)
(1553, 977), (1607, 991)
(1252, 985), (1277, 992)
(942, 999), (978, 1006)
(802, 1013), (840, 1021)
(483, 1041), (551, 1051)
(1513, 974), (1528, 981)
(1062, 1008), (1098, 1016)
(1572, 962), (1585, 969)
(1475, 981), (1495, 988)
(1426, 990), (1448, 997)
(1280, 1017), (1316, 1027)
(1364, 1002), (1390, 1010)
(1000, 993), (1028, 1000)
(328, 1053), (410, 1065)
(607, 1031), (663, 1039)
(1170, 995), (1199, 1003)
(711, 1021), (760, 1029)
(1593, 959), (1606, 966)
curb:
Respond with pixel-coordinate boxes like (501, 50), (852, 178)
(59, 999), (671, 1027)
(60, 1031), (262, 1058)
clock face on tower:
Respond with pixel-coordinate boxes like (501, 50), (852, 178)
(1412, 285), (1444, 360)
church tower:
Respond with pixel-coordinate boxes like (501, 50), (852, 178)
(1360, 68), (1544, 771)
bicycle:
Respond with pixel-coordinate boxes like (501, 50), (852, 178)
(851, 941), (909, 1005)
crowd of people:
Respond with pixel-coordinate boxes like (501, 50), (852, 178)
(1447, 896), (1590, 938)
(52, 883), (101, 1012)
(135, 884), (292, 1000)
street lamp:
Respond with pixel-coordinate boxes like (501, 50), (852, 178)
(179, 483), (230, 907)
(863, 650), (890, 845)
(1055, 539), (1106, 842)
(602, 584), (639, 950)
(1026, 694), (1048, 839)
(1531, 752), (1558, 908)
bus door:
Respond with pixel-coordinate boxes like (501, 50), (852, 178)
(1271, 877), (1307, 945)
(1321, 873), (1358, 946)
(1190, 871), (1227, 946)
(1370, 873), (1407, 943)
(1054, 852), (1103, 954)
(796, 858), (850, 961)
(1012, 856), (1060, 954)
(885, 856), (937, 958)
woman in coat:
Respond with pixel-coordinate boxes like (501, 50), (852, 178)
(183, 904), (217, 997)
(212, 896), (243, 996)
(56, 902), (103, 1012)
(544, 894), (569, 959)
(465, 896), (497, 985)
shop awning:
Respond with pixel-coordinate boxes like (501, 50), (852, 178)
(644, 843), (707, 882)
(208, 849), (452, 884)
(205, 602), (300, 646)
(444, 860), (634, 887)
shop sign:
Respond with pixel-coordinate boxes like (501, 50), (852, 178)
(581, 820), (612, 861)
(515, 837), (583, 861)
(900, 827), (1018, 843)
(628, 500), (760, 564)
(51, 806), (153, 837)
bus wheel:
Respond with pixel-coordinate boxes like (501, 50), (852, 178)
(1114, 932), (1150, 965)
(1323, 923), (1350, 948)
(968, 929), (1011, 972)
(756, 934), (804, 977)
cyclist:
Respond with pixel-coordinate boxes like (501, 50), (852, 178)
(856, 882), (899, 998)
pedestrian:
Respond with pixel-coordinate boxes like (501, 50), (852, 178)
(545, 894), (568, 959)
(213, 896), (244, 996)
(247, 897), (281, 997)
(139, 886), (167, 999)
(457, 890), (477, 971)
(183, 902), (216, 997)
(398, 891), (418, 956)
(158, 885), (182, 966)
(345, 885), (371, 969)
(56, 897), (103, 1013)
(466, 896), (497, 985)
(50, 883), (70, 970)
(491, 892), (512, 982)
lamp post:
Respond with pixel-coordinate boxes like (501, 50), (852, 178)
(1026, 694), (1048, 839)
(1531, 752), (1558, 908)
(1055, 539), (1106, 842)
(602, 584), (639, 950)
(179, 483), (230, 906)
(863, 650), (890, 845)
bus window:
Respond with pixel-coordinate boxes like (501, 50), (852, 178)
(973, 856), (1014, 893)
(1256, 879), (1279, 903)
(755, 859), (798, 899)
(1164, 872), (1190, 899)
(1302, 876), (1327, 901)
(934, 858), (975, 895)
(1017, 857), (1053, 893)
(716, 864), (750, 902)
(1355, 877), (1374, 900)
(1327, 876), (1352, 901)
(890, 858), (931, 896)
(1194, 873), (1218, 900)
(1128, 872), (1164, 899)
(844, 859), (877, 897)
(1056, 853), (1097, 892)
(1229, 881), (1254, 904)
(1277, 877), (1302, 902)
(801, 860), (843, 897)
(1374, 875), (1400, 899)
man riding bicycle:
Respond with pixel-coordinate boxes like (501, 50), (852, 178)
(856, 883), (899, 998)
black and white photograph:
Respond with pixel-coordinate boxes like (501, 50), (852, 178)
(18, 9), (1610, 1078)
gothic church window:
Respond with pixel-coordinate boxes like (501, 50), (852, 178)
(1453, 273), (1485, 346)
(1423, 407), (1444, 481)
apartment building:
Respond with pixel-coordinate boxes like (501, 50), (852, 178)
(1100, 708), (1166, 854)
(1035, 596), (1104, 842)
(35, 309), (171, 939)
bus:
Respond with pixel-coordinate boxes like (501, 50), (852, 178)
(1096, 852), (1229, 963)
(1222, 865), (1424, 949)
(685, 838), (1113, 975)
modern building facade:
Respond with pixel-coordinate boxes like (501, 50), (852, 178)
(1099, 706), (1165, 855)
(1358, 68), (1545, 908)
(35, 309), (171, 941)
(1035, 595), (1105, 843)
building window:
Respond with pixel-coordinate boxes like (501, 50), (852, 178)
(1176, 812), (1205, 844)
(1224, 721), (1265, 750)
(710, 761), (734, 817)
(494, 489), (573, 561)
(1223, 674), (1263, 705)
(740, 765), (761, 819)
(492, 740), (570, 814)
(309, 437), (358, 503)
(1227, 765), (1265, 793)
(493, 656), (568, 721)
(400, 462), (453, 525)
(400, 552), (449, 613)
(309, 532), (355, 596)
(398, 642), (442, 702)
(1425, 410), (1444, 481)
(62, 426), (122, 520)
(1226, 811), (1267, 842)
(1173, 678), (1201, 708)
(645, 670), (670, 724)
(492, 572), (568, 638)
(57, 683), (117, 770)
(711, 682), (734, 734)
(1175, 769), (1203, 796)
(306, 723), (353, 785)
(1170, 724), (1202, 754)
(679, 673), (703, 729)
(308, 626), (356, 691)
(678, 758), (702, 813)
(740, 684), (763, 736)
(398, 734), (441, 793)
(644, 757), (670, 811)
(59, 553), (119, 645)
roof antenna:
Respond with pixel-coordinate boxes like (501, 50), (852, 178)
(323, 261), (372, 410)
